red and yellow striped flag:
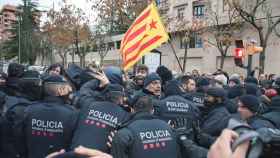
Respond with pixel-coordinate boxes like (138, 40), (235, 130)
(120, 2), (169, 71)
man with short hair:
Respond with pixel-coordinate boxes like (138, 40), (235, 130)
(179, 75), (196, 93)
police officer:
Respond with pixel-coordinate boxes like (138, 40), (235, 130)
(238, 95), (276, 129)
(70, 84), (130, 153)
(76, 66), (123, 109)
(156, 80), (200, 124)
(201, 87), (231, 137)
(0, 88), (32, 158)
(111, 96), (181, 158)
(183, 77), (209, 108)
(21, 75), (78, 158)
(6, 63), (25, 96)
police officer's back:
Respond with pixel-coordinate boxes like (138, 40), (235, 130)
(111, 96), (180, 158)
(70, 84), (129, 153)
(0, 92), (32, 158)
(22, 75), (78, 158)
(76, 66), (124, 109)
(156, 80), (200, 123)
(5, 63), (25, 96)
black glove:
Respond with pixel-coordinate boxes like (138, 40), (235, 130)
(171, 117), (195, 141)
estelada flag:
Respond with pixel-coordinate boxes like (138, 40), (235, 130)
(120, 2), (169, 71)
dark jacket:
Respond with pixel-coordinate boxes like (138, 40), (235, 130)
(71, 101), (129, 153)
(0, 96), (31, 158)
(263, 110), (280, 129)
(111, 112), (181, 158)
(248, 115), (276, 130)
(75, 80), (105, 109)
(201, 104), (231, 136)
(129, 89), (161, 107)
(155, 95), (200, 123)
(183, 92), (205, 109)
(22, 96), (78, 158)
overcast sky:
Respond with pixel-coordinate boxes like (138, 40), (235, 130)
(0, 0), (97, 25)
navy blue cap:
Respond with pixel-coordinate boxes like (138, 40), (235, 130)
(144, 73), (161, 88)
(239, 95), (260, 113)
(103, 84), (124, 96)
(43, 75), (66, 83)
(206, 87), (226, 98)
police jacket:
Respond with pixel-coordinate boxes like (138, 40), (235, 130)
(155, 95), (200, 123)
(0, 96), (31, 158)
(201, 103), (231, 136)
(111, 112), (181, 158)
(183, 92), (205, 109)
(75, 80), (105, 109)
(22, 96), (78, 158)
(247, 115), (276, 130)
(70, 101), (129, 153)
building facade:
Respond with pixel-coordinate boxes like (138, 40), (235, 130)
(0, 5), (17, 43)
(47, 0), (280, 75)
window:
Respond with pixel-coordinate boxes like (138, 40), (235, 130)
(108, 42), (115, 50)
(156, 0), (168, 6)
(116, 41), (121, 49)
(177, 7), (185, 19)
(223, 0), (230, 11)
(193, 5), (205, 17)
(180, 33), (203, 49)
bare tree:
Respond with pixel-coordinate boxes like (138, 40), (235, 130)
(91, 27), (112, 67)
(232, 0), (280, 73)
(204, 0), (242, 69)
(165, 14), (205, 73)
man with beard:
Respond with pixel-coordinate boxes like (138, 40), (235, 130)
(201, 87), (231, 137)
(126, 65), (149, 97)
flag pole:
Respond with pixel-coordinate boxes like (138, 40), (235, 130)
(168, 40), (184, 73)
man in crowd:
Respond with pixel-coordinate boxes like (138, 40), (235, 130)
(201, 87), (231, 136)
(129, 72), (162, 106)
(20, 75), (78, 158)
(111, 96), (180, 158)
(0, 62), (279, 158)
(70, 84), (129, 153)
(238, 94), (276, 129)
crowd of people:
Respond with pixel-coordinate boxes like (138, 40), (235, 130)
(0, 62), (280, 158)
